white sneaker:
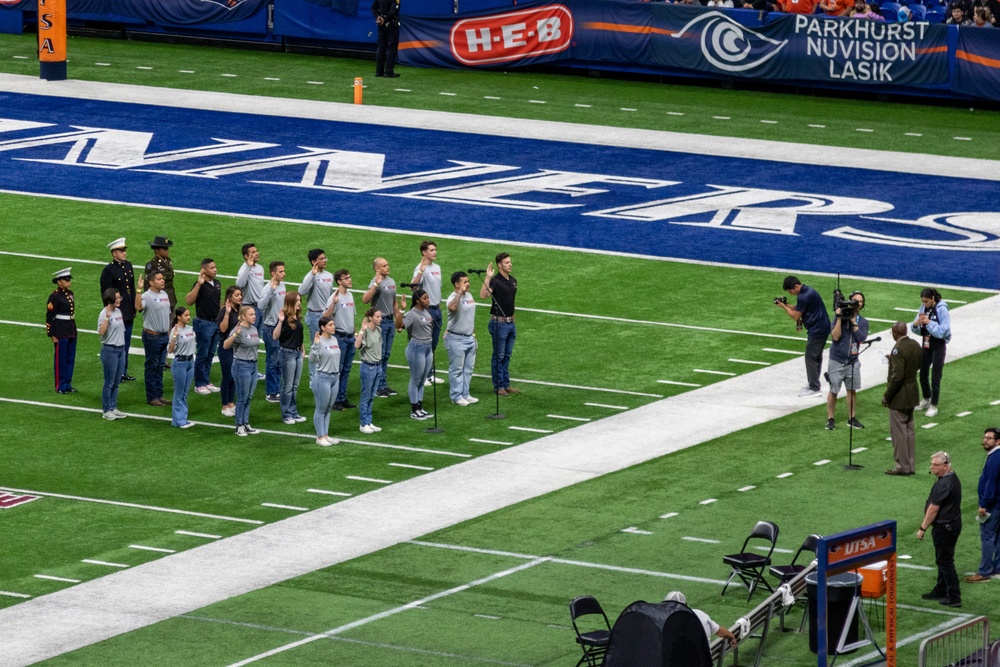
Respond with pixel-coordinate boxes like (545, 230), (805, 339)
(112, 409), (128, 418)
(917, 399), (931, 410)
(194, 386), (212, 396)
(369, 423), (382, 432)
(463, 395), (479, 404)
(316, 436), (332, 446)
(245, 425), (261, 435)
(221, 407), (236, 417)
(432, 376), (445, 384)
(282, 417), (297, 425)
(293, 415), (308, 423)
(179, 421), (195, 429)
(235, 425), (248, 437)
(360, 424), (375, 434)
(452, 398), (470, 407)
(926, 405), (939, 417)
(798, 388), (823, 398)
(207, 384), (221, 393)
(423, 378), (433, 387)
(102, 411), (119, 421)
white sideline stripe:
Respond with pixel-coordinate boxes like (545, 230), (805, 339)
(897, 563), (934, 571)
(129, 545), (176, 554)
(546, 414), (591, 422)
(866, 317), (897, 323)
(261, 503), (309, 512)
(575, 103), (591, 108)
(728, 359), (771, 366)
(699, 498), (717, 505)
(81, 560), (129, 568)
(660, 512), (679, 519)
(814, 459), (831, 466)
(585, 403), (628, 410)
(694, 369), (737, 376)
(468, 438), (514, 446)
(776, 472), (794, 478)
(837, 617), (971, 667)
(474, 614), (502, 619)
(306, 489), (352, 497)
(737, 485), (755, 492)
(683, 536), (721, 544)
(408, 540), (538, 560)
(0, 591), (31, 599)
(851, 447), (867, 453)
(658, 380), (702, 387)
(621, 527), (652, 535)
(893, 307), (920, 313)
(346, 476), (393, 484)
(508, 426), (553, 433)
(956, 411), (972, 417)
(922, 422), (938, 429)
(175, 531), (222, 539)
(0, 483), (262, 524)
(225, 558), (549, 666)
(762, 348), (804, 355)
(388, 463), (434, 471)
(0, 397), (469, 459)
(483, 96), (501, 100)
(34, 575), (81, 583)
(754, 546), (793, 554)
(992, 399), (1000, 405)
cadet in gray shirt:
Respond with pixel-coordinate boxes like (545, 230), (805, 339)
(236, 243), (265, 311)
(362, 257), (400, 397)
(412, 240), (443, 386)
(135, 271), (172, 406)
(222, 306), (261, 436)
(258, 261), (287, 400)
(444, 271), (479, 406)
(398, 289), (434, 420)
(309, 316), (342, 447)
(323, 269), (358, 410)
(301, 248), (334, 344)
(98, 288), (127, 420)
(356, 308), (384, 434)
(168, 306), (197, 429)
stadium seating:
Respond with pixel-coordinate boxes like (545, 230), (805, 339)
(926, 8), (947, 20)
(909, 4), (928, 19)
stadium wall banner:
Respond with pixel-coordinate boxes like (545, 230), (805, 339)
(62, 0), (267, 24)
(401, 0), (950, 88)
(953, 27), (1000, 101)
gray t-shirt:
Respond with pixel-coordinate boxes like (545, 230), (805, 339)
(301, 270), (334, 313)
(140, 289), (171, 333)
(358, 326), (383, 364)
(327, 289), (356, 334)
(309, 335), (343, 374)
(98, 308), (126, 346)
(232, 325), (260, 362)
(173, 324), (196, 357)
(368, 276), (396, 317)
(403, 307), (434, 343)
(236, 263), (265, 305)
(446, 291), (476, 335)
(259, 281), (287, 326)
(413, 262), (442, 306)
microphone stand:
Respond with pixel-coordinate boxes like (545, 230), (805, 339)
(424, 347), (443, 434)
(468, 270), (506, 421)
(843, 336), (875, 471)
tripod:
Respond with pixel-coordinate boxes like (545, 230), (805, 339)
(842, 338), (875, 471)
(423, 346), (443, 434)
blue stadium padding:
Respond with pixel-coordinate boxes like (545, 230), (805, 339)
(0, 6), (24, 33)
(272, 0), (376, 43)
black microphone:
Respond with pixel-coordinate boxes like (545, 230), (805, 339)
(467, 269), (486, 274)
(400, 282), (420, 289)
(865, 336), (882, 344)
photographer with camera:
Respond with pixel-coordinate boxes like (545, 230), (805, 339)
(775, 276), (831, 397)
(825, 290), (868, 430)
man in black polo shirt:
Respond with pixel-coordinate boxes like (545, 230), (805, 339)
(480, 252), (519, 396)
(186, 258), (222, 395)
(918, 451), (963, 607)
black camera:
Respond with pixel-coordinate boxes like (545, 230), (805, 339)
(773, 296), (787, 305)
(833, 289), (856, 320)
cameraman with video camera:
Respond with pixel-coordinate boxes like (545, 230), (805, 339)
(775, 276), (831, 397)
(826, 290), (869, 430)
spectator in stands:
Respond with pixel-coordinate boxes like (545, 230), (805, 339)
(664, 592), (738, 647)
(971, 0), (1000, 23)
(973, 6), (995, 24)
(820, 0), (855, 15)
(947, 2), (973, 22)
(851, 1), (886, 18)
(707, 0), (734, 7)
(776, 0), (817, 12)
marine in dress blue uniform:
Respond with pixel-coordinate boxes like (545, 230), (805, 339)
(46, 267), (78, 393)
(99, 237), (137, 381)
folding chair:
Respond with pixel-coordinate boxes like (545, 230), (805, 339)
(769, 533), (821, 631)
(569, 595), (612, 667)
(722, 520), (779, 602)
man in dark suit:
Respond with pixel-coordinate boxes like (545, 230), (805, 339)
(883, 321), (922, 475)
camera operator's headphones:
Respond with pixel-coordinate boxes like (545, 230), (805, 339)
(848, 290), (865, 310)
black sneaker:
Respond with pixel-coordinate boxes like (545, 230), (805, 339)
(938, 597), (962, 608)
(341, 400), (357, 409)
(332, 401), (345, 411)
(121, 374), (136, 382)
(265, 394), (280, 403)
(921, 590), (945, 600)
(376, 389), (390, 398)
(825, 418), (835, 430)
(383, 387), (399, 396)
(848, 418), (865, 429)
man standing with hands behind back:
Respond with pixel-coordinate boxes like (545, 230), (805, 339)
(966, 428), (1000, 584)
(883, 321), (922, 476)
(371, 0), (399, 78)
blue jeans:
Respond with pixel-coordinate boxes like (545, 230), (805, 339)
(378, 317), (396, 391)
(100, 344), (126, 412)
(217, 344), (235, 405)
(406, 340), (432, 404)
(53, 337), (77, 392)
(193, 317), (220, 388)
(171, 358), (194, 426)
(280, 347), (303, 420)
(359, 361), (379, 426)
(978, 508), (1000, 576)
(122, 320), (134, 375)
(335, 333), (356, 403)
(426, 305), (442, 381)
(312, 370), (339, 437)
(232, 358), (259, 426)
(259, 323), (282, 396)
(142, 331), (169, 401)
(487, 319), (516, 390)
(445, 334), (477, 401)
(305, 311), (322, 348)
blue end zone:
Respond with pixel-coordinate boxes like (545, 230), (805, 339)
(0, 91), (997, 289)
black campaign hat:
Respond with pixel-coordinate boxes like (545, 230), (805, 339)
(148, 235), (174, 248)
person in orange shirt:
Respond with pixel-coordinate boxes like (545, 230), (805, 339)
(777, 0), (817, 13)
(820, 0), (854, 15)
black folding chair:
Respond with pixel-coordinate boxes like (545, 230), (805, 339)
(769, 533), (821, 631)
(569, 595), (612, 667)
(721, 520), (780, 601)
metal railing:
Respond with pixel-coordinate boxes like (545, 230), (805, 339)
(918, 616), (991, 667)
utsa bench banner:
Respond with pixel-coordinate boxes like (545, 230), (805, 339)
(400, 1), (951, 89)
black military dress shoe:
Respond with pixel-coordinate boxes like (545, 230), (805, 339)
(121, 374), (136, 382)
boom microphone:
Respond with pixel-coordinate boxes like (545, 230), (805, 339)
(865, 336), (882, 344)
(467, 269), (487, 274)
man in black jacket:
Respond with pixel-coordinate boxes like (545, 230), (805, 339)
(372, 0), (400, 78)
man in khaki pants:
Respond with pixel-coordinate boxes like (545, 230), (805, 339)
(883, 321), (922, 475)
